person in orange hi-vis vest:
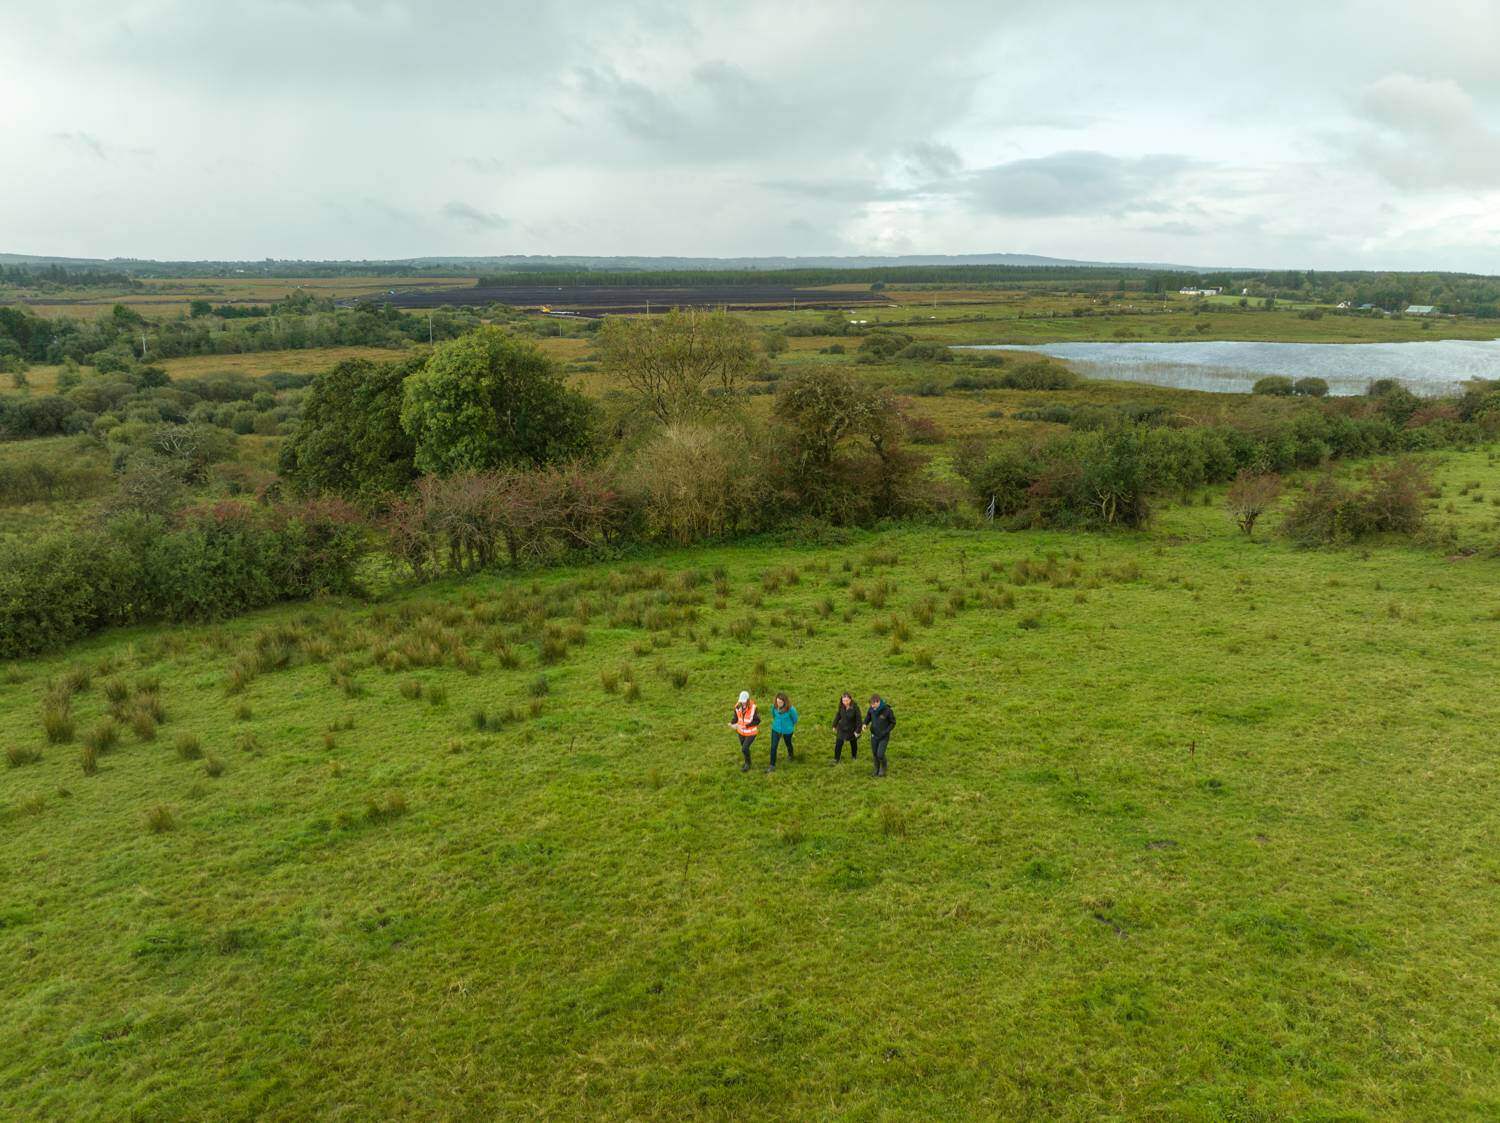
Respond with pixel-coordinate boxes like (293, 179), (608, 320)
(728, 690), (761, 773)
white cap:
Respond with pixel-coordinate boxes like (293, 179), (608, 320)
(738, 691), (750, 704)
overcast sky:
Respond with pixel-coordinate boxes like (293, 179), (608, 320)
(4, 0), (1500, 270)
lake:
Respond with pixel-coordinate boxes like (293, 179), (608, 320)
(955, 338), (1500, 396)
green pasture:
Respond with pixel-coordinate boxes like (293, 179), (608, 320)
(2, 448), (1499, 1120)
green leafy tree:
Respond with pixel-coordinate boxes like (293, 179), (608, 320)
(281, 355), (423, 501)
(400, 328), (594, 476)
(597, 310), (759, 424)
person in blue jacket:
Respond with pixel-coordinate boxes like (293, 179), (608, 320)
(768, 692), (798, 772)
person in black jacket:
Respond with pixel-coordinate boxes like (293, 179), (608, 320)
(864, 694), (896, 777)
(832, 691), (861, 763)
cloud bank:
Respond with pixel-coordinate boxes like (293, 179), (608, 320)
(2, 1), (1498, 269)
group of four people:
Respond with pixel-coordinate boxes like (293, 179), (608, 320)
(729, 690), (897, 777)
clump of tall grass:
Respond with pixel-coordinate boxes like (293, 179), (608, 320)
(366, 791), (408, 822)
(203, 755), (225, 778)
(427, 684), (448, 707)
(174, 733), (203, 761)
(103, 677), (130, 706)
(913, 649), (934, 669)
(82, 719), (119, 753)
(58, 665), (92, 695)
(879, 804), (908, 837)
(41, 697), (74, 745)
(130, 709), (158, 742)
(6, 745), (42, 768)
(399, 679), (423, 700)
(623, 680), (641, 702)
(528, 674), (549, 698)
(80, 743), (100, 776)
(145, 804), (176, 833)
(600, 668), (620, 694)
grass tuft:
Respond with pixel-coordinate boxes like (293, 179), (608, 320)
(6, 745), (42, 768)
(145, 804), (176, 833)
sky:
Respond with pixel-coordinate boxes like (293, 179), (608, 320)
(4, 0), (1500, 271)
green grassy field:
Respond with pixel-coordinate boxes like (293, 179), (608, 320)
(3, 448), (1499, 1120)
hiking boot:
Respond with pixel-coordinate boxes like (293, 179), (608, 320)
(740, 761), (750, 772)
(765, 765), (776, 774)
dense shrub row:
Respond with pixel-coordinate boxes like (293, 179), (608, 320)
(955, 406), (1475, 529)
(0, 365), (313, 442)
(0, 456), (110, 505)
(0, 299), (474, 368)
(0, 501), (366, 658)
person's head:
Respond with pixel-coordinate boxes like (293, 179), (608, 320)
(738, 690), (750, 706)
(774, 692), (789, 710)
(840, 692), (854, 709)
(869, 693), (882, 707)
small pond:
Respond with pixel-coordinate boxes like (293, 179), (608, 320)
(955, 339), (1500, 396)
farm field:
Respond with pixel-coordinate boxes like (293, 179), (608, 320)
(5, 347), (411, 397)
(2, 447), (1499, 1120)
(362, 283), (892, 314)
(3, 276), (473, 321)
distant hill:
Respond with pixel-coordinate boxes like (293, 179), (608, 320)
(0, 251), (1228, 275)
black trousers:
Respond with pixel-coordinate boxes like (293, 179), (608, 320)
(871, 735), (889, 769)
(770, 730), (795, 764)
(835, 734), (859, 760)
(738, 733), (756, 765)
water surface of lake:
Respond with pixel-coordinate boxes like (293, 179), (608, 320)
(956, 339), (1500, 395)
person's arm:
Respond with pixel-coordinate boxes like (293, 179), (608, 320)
(789, 706), (798, 728)
(886, 707), (896, 729)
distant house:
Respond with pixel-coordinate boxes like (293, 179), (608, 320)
(1405, 304), (1437, 315)
(1336, 300), (1352, 309)
(1178, 287), (1222, 296)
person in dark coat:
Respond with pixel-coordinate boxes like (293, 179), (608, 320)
(864, 693), (896, 777)
(832, 691), (861, 762)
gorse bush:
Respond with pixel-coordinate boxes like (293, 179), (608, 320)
(1280, 459), (1432, 546)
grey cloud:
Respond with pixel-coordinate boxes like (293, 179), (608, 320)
(960, 151), (1194, 217)
(758, 178), (911, 204)
(457, 156), (508, 175)
(573, 66), (691, 144)
(443, 201), (508, 231)
(53, 131), (107, 158)
(899, 141), (963, 182)
(1353, 73), (1500, 190)
(1140, 220), (1204, 236)
(51, 131), (153, 161)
